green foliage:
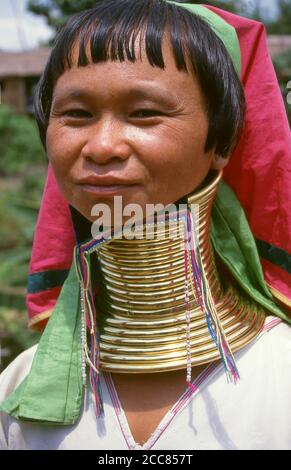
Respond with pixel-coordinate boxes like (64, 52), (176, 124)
(0, 105), (46, 176)
(0, 171), (45, 283)
(0, 106), (45, 367)
(266, 0), (291, 34)
(0, 169), (45, 287)
(0, 306), (40, 372)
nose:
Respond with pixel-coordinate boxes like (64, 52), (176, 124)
(81, 115), (131, 165)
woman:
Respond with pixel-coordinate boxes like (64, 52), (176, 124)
(0, 0), (291, 450)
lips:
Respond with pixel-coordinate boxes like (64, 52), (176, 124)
(78, 175), (136, 186)
(76, 174), (140, 196)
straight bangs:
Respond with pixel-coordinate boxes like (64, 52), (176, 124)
(50, 0), (193, 78)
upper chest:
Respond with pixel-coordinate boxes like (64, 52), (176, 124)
(110, 365), (207, 446)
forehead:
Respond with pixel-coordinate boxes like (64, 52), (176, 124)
(52, 37), (203, 105)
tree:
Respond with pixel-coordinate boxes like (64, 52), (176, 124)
(0, 106), (45, 369)
(265, 0), (291, 34)
(0, 105), (46, 176)
(28, 0), (247, 34)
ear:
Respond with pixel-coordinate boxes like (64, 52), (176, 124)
(211, 154), (230, 170)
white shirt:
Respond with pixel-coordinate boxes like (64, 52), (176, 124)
(1, 316), (291, 450)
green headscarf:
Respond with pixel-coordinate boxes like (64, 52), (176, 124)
(168, 2), (241, 74)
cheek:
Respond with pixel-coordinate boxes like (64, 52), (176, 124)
(46, 125), (77, 202)
(143, 123), (210, 178)
(46, 124), (63, 165)
(46, 124), (80, 174)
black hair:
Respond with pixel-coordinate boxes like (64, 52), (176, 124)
(34, 0), (246, 157)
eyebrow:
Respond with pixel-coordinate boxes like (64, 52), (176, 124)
(52, 85), (179, 108)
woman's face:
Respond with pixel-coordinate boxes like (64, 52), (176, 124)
(47, 39), (221, 223)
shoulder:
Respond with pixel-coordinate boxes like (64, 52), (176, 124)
(266, 318), (291, 369)
(251, 316), (291, 354)
(262, 317), (291, 353)
(237, 317), (291, 381)
(0, 344), (38, 403)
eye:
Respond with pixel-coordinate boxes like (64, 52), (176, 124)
(131, 109), (163, 118)
(63, 109), (93, 118)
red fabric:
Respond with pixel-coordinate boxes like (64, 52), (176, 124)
(206, 5), (291, 306)
(261, 258), (291, 306)
(26, 6), (291, 327)
(29, 165), (75, 273)
(26, 166), (75, 322)
(27, 285), (63, 316)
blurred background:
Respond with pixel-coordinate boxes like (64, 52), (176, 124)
(0, 0), (290, 372)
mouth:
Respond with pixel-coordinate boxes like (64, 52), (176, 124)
(76, 175), (141, 196)
(77, 183), (139, 196)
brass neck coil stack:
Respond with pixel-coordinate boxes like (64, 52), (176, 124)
(93, 171), (265, 373)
